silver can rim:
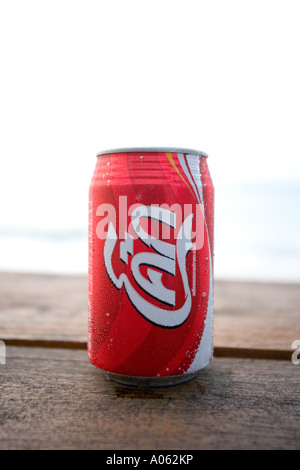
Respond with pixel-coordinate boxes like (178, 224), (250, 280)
(97, 147), (208, 158)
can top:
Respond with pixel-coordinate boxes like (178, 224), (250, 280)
(97, 147), (208, 158)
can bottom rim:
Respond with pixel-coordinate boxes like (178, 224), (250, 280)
(101, 370), (198, 388)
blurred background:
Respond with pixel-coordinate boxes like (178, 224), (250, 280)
(0, 0), (299, 282)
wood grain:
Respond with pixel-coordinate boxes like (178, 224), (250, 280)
(0, 272), (87, 342)
(214, 280), (300, 351)
(1, 346), (299, 450)
(1, 272), (299, 354)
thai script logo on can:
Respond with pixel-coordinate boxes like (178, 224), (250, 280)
(0, 340), (6, 365)
(103, 204), (203, 328)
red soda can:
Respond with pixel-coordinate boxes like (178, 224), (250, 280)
(88, 148), (214, 386)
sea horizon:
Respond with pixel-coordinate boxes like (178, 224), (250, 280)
(1, 179), (299, 283)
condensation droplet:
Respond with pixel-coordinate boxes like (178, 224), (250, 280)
(106, 161), (111, 166)
(106, 313), (110, 317)
(202, 292), (207, 298)
(136, 194), (142, 202)
(107, 180), (111, 185)
(148, 185), (155, 191)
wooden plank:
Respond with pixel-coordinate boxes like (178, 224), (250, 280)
(1, 272), (299, 353)
(0, 346), (299, 450)
(214, 280), (300, 351)
(0, 272), (87, 342)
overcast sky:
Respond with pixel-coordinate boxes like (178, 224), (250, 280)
(0, 0), (299, 231)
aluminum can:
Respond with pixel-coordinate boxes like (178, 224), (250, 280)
(88, 147), (214, 386)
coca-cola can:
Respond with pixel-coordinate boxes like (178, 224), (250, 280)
(88, 148), (214, 386)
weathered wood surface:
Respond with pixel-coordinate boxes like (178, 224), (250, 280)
(214, 280), (300, 351)
(0, 272), (87, 342)
(0, 272), (299, 355)
(0, 346), (299, 450)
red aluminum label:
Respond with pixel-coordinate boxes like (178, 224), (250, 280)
(88, 151), (214, 377)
